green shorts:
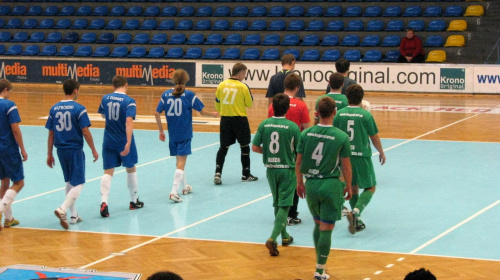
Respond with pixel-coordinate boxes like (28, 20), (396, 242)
(305, 178), (344, 224)
(351, 156), (377, 189)
(266, 168), (296, 207)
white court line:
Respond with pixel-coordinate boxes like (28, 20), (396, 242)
(79, 194), (272, 269)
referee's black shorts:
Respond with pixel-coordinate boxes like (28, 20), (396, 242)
(220, 116), (251, 147)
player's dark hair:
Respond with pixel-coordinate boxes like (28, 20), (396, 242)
(0, 79), (13, 93)
(328, 73), (344, 91)
(172, 69), (189, 98)
(147, 271), (183, 280)
(317, 96), (336, 119)
(63, 79), (80, 95)
(231, 63), (247, 77)
(284, 73), (302, 92)
(112, 76), (128, 89)
(346, 84), (364, 106)
(335, 59), (350, 74)
(281, 53), (296, 66)
(404, 268), (436, 280)
(272, 93), (290, 117)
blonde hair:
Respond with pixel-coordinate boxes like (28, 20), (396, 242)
(172, 69), (190, 98)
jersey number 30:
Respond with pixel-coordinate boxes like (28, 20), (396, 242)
(55, 111), (73, 132)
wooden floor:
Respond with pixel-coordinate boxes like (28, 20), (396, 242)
(2, 83), (500, 280)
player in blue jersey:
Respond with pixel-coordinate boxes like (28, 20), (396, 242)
(155, 69), (218, 203)
(46, 79), (99, 229)
(0, 79), (28, 230)
(98, 76), (144, 217)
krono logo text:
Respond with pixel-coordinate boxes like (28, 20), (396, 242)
(115, 65), (175, 85)
(42, 64), (100, 80)
(0, 62), (27, 77)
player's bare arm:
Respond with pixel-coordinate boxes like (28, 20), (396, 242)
(295, 153), (306, 198)
(340, 157), (353, 200)
(11, 122), (27, 161)
(47, 130), (55, 168)
(82, 127), (99, 162)
(369, 134), (386, 165)
(154, 111), (166, 142)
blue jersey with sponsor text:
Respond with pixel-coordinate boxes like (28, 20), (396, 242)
(45, 100), (91, 149)
(98, 92), (136, 150)
(0, 98), (21, 153)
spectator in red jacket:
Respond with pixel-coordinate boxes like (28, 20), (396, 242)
(398, 29), (425, 63)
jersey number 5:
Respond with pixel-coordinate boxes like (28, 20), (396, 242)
(347, 120), (355, 141)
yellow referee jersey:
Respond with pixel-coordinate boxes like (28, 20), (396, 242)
(215, 78), (253, 117)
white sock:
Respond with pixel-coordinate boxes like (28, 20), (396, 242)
(100, 174), (112, 204)
(182, 170), (187, 189)
(65, 182), (77, 216)
(61, 184), (83, 213)
(127, 172), (138, 203)
(171, 169), (184, 195)
(4, 205), (13, 220)
(0, 189), (18, 213)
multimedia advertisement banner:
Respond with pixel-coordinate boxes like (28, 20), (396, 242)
(473, 65), (500, 94)
(0, 58), (196, 87)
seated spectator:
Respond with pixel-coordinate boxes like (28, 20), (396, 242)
(147, 271), (183, 280)
(398, 29), (425, 63)
(404, 268), (436, 280)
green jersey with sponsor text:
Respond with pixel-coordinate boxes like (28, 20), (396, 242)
(315, 93), (348, 112)
(334, 106), (378, 158)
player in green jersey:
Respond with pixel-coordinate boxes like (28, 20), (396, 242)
(296, 97), (352, 280)
(253, 93), (301, 256)
(314, 73), (348, 125)
(333, 84), (386, 234)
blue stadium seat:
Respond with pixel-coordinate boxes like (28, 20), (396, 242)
(38, 19), (55, 29)
(283, 48), (299, 60)
(178, 6), (195, 17)
(74, 46), (92, 57)
(75, 6), (91, 16)
(11, 6), (27, 16)
(306, 20), (324, 31)
(385, 20), (404, 31)
(21, 45), (40, 56)
(249, 20), (267, 31)
(27, 32), (45, 43)
(383, 6), (402, 17)
(221, 48), (240, 59)
(92, 6), (108, 16)
(320, 49), (340, 61)
(54, 19), (71, 29)
(22, 19), (38, 29)
(176, 20), (194, 30)
(61, 32), (79, 43)
(281, 34), (300, 46)
(212, 20), (229, 31)
(381, 35), (401, 47)
(242, 34), (261, 45)
(261, 48), (280, 60)
(160, 7), (177, 17)
(4, 44), (22, 55)
(6, 19), (21, 29)
(301, 35), (320, 46)
(158, 20), (175, 30)
(224, 33), (242, 45)
(345, 6), (362, 17)
(196, 6), (212, 17)
(203, 49), (221, 59)
(304, 6), (322, 17)
(403, 6), (422, 17)
(301, 49), (320, 61)
(0, 19), (4, 29)
(39, 45), (57, 56)
(187, 33), (204, 44)
(0, 45), (4, 55)
(444, 6), (463, 17)
(194, 20), (211, 30)
(407, 20), (425, 31)
(0, 6), (9, 16)
(45, 32), (62, 43)
(268, 6), (285, 17)
(320, 35), (340, 46)
(26, 6), (42, 16)
(325, 20), (344, 31)
(183, 47), (202, 59)
(205, 33), (223, 44)
(58, 6), (75, 16)
(126, 6), (143, 16)
(250, 6), (267, 17)
(43, 6), (59, 16)
(144, 6), (160, 17)
(232, 6), (249, 17)
(287, 20), (305, 31)
(128, 46), (146, 58)
(362, 50), (382, 62)
(325, 6), (342, 17)
(268, 20), (285, 31)
(262, 34), (280, 46)
(146, 47), (165, 58)
(11, 32), (28, 43)
(123, 20), (140, 30)
(343, 50), (361, 62)
(363, 6), (382, 17)
(92, 46), (111, 57)
(427, 20), (446, 31)
(165, 47), (183, 58)
(79, 32), (97, 43)
(106, 19), (122, 30)
(140, 19), (157, 30)
(151, 33), (168, 44)
(341, 35), (360, 46)
(115, 33), (132, 44)
(132, 33), (149, 44)
(424, 6), (442, 17)
(56, 45), (74, 56)
(168, 34), (186, 44)
(345, 20), (364, 31)
(361, 35), (380, 47)
(109, 46), (128, 58)
(287, 6), (305, 17)
(109, 6), (125, 16)
(69, 20), (87, 30)
(88, 19), (105, 30)
(230, 20), (247, 31)
(241, 48), (260, 60)
(366, 20), (384, 31)
(97, 33), (114, 44)
(213, 6), (230, 17)
(424, 35), (444, 47)
(384, 50), (400, 62)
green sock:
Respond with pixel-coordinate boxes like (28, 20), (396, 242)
(313, 223), (320, 249)
(315, 229), (333, 274)
(355, 190), (374, 214)
(270, 207), (289, 241)
(349, 194), (359, 210)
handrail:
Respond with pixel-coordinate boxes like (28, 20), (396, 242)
(484, 38), (500, 64)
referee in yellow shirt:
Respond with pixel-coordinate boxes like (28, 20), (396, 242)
(214, 63), (258, 185)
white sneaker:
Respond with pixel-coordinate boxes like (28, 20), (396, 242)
(313, 272), (330, 280)
(169, 193), (182, 203)
(70, 216), (83, 224)
(341, 206), (349, 217)
(54, 208), (69, 230)
(182, 185), (192, 195)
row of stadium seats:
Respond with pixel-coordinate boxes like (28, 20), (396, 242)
(0, 31), (466, 47)
(0, 18), (470, 32)
(0, 4), (484, 17)
(0, 0), (479, 3)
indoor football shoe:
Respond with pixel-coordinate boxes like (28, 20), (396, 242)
(287, 217), (302, 226)
(282, 236), (294, 246)
(214, 173), (222, 185)
(4, 217), (19, 228)
(313, 272), (330, 280)
(169, 193), (182, 203)
(265, 239), (279, 256)
(182, 185), (192, 195)
(242, 174), (258, 182)
(356, 220), (366, 232)
(100, 202), (109, 217)
(54, 207), (69, 230)
(347, 211), (357, 235)
(70, 216), (83, 224)
(130, 198), (144, 210)
(341, 206), (349, 217)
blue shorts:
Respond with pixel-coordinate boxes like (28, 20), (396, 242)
(0, 150), (24, 182)
(57, 148), (85, 186)
(102, 144), (138, 170)
(169, 138), (192, 156)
